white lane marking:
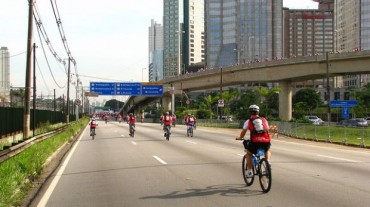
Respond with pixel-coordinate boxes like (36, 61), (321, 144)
(238, 154), (245, 157)
(316, 154), (359, 163)
(37, 127), (86, 207)
(131, 141), (137, 145)
(153, 156), (167, 165)
(121, 134), (125, 137)
(186, 140), (197, 145)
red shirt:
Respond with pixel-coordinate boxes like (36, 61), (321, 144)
(90, 120), (97, 128)
(129, 116), (136, 124)
(162, 115), (172, 125)
(186, 116), (196, 125)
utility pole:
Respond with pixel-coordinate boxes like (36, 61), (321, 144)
(219, 68), (223, 119)
(33, 43), (36, 137)
(171, 84), (175, 116)
(24, 0), (34, 139)
(75, 79), (79, 121)
(66, 58), (71, 124)
(326, 52), (331, 123)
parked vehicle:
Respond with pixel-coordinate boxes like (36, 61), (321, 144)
(339, 118), (368, 127)
(305, 115), (325, 125)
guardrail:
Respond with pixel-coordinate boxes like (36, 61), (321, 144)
(0, 126), (69, 163)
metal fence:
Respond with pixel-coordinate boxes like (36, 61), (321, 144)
(0, 107), (75, 137)
(194, 119), (369, 147)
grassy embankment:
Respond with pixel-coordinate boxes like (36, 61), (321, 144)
(0, 118), (88, 207)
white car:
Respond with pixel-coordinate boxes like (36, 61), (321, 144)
(305, 115), (325, 125)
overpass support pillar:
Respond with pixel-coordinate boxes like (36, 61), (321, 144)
(162, 96), (172, 112)
(279, 81), (292, 121)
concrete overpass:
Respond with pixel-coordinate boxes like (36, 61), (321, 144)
(123, 51), (370, 120)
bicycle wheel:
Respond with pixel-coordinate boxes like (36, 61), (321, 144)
(91, 128), (95, 140)
(131, 127), (135, 137)
(190, 127), (193, 137)
(242, 156), (254, 186)
(258, 158), (272, 193)
(166, 128), (170, 140)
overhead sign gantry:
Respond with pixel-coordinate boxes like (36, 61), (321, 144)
(89, 82), (163, 96)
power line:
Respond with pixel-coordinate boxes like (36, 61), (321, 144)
(33, 2), (66, 66)
(49, 0), (77, 67)
(35, 24), (67, 89)
(9, 51), (27, 58)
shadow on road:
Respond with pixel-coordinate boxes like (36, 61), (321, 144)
(140, 184), (264, 199)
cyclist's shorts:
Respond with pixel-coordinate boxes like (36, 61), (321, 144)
(246, 142), (271, 155)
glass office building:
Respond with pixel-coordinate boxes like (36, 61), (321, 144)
(206, 0), (283, 68)
(148, 19), (164, 82)
(0, 47), (10, 103)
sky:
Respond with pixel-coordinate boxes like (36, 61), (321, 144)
(0, 0), (318, 104)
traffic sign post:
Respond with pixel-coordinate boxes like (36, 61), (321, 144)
(329, 100), (358, 119)
(218, 99), (224, 107)
(90, 82), (116, 95)
(142, 85), (163, 96)
(329, 100), (358, 107)
(116, 83), (141, 95)
(90, 82), (164, 96)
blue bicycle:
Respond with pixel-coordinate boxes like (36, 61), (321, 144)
(187, 124), (194, 137)
(242, 148), (272, 193)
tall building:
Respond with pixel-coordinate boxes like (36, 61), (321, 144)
(163, 0), (205, 79)
(283, 6), (334, 58)
(283, 1), (338, 101)
(0, 47), (10, 104)
(206, 0), (283, 68)
(163, 0), (184, 79)
(183, 0), (205, 68)
(148, 19), (164, 82)
(334, 0), (370, 88)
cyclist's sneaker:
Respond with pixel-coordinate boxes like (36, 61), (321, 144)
(246, 169), (253, 177)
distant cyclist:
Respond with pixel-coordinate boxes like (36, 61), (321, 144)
(236, 104), (271, 177)
(89, 117), (98, 136)
(162, 112), (172, 135)
(185, 113), (196, 130)
(128, 113), (136, 136)
(172, 114), (177, 127)
(117, 114), (122, 123)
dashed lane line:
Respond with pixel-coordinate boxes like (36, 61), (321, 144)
(153, 156), (167, 165)
(316, 154), (359, 163)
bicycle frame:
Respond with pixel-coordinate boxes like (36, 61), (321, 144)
(242, 148), (271, 193)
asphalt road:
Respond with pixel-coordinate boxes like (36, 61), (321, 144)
(29, 120), (370, 207)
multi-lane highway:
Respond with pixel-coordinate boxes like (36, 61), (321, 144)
(28, 120), (370, 207)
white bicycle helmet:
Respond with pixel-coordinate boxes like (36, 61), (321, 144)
(249, 104), (260, 112)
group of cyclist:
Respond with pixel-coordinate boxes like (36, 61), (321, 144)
(159, 112), (197, 137)
(88, 104), (272, 191)
(89, 104), (271, 170)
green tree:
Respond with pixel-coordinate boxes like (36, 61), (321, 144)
(104, 99), (124, 112)
(202, 94), (219, 119)
(293, 87), (321, 116)
(221, 89), (240, 118)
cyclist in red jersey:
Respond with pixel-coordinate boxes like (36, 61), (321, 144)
(162, 112), (172, 135)
(128, 113), (136, 136)
(89, 117), (98, 135)
(236, 105), (271, 177)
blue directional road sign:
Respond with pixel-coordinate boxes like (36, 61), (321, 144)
(141, 85), (163, 96)
(342, 107), (350, 119)
(90, 82), (116, 95)
(329, 100), (358, 107)
(116, 82), (141, 95)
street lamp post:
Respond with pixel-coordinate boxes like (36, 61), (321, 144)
(142, 68), (146, 82)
